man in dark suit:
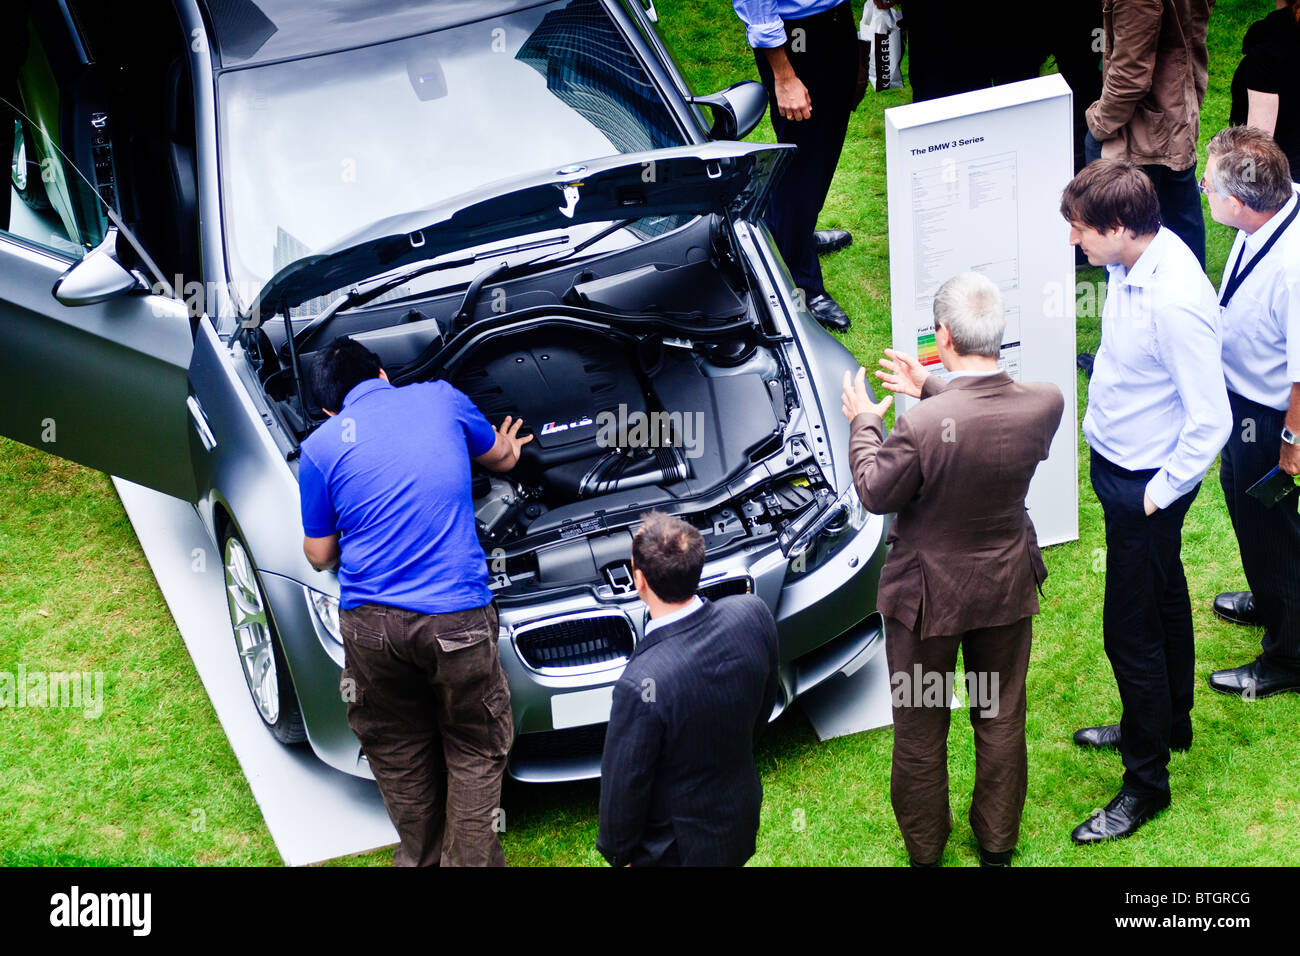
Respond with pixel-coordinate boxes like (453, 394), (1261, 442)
(596, 511), (780, 867)
(842, 272), (1064, 866)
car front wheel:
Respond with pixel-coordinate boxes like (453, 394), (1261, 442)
(222, 533), (306, 744)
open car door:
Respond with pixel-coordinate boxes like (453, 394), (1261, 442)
(0, 232), (198, 501)
(0, 6), (196, 502)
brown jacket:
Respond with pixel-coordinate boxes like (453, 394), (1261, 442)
(849, 372), (1065, 639)
(1087, 0), (1214, 171)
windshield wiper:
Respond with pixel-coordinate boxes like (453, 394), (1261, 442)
(451, 217), (641, 327)
(291, 217), (643, 358)
(290, 234), (571, 355)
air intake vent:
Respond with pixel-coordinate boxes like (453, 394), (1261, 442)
(514, 611), (634, 670)
(698, 576), (753, 602)
(511, 724), (608, 763)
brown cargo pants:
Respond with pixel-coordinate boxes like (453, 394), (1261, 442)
(339, 601), (513, 867)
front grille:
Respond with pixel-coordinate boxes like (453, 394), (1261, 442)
(514, 613), (634, 670)
(698, 576), (753, 602)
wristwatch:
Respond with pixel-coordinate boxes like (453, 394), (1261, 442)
(1282, 426), (1300, 446)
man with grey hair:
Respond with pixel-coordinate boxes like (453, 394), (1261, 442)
(1202, 126), (1300, 699)
(930, 271), (1011, 357)
(842, 271), (1064, 866)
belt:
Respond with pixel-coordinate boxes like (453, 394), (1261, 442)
(1090, 448), (1158, 480)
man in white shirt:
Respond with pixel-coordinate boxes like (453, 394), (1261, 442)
(1202, 126), (1300, 699)
(1059, 160), (1232, 844)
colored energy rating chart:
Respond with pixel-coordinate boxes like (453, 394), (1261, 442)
(916, 330), (940, 367)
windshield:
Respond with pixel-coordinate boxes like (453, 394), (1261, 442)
(217, 0), (690, 312)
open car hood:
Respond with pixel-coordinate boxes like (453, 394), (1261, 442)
(242, 141), (793, 325)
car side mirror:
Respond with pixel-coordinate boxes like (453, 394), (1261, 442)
(53, 227), (148, 306)
(688, 81), (768, 141)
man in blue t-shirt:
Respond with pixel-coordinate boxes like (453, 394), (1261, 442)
(299, 336), (531, 867)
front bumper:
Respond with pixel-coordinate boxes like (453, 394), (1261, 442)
(266, 510), (889, 783)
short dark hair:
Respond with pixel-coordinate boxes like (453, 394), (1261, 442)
(1207, 126), (1293, 213)
(631, 511), (705, 604)
(311, 336), (382, 412)
(1059, 159), (1162, 236)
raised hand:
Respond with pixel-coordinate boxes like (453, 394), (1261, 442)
(842, 367), (893, 422)
(875, 347), (929, 399)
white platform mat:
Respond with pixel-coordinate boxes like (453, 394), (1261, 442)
(113, 478), (397, 866)
(799, 640), (896, 740)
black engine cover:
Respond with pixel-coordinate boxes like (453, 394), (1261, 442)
(452, 332), (646, 481)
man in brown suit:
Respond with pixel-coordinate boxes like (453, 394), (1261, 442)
(841, 272), (1064, 867)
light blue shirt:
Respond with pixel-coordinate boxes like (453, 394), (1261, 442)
(731, 0), (844, 48)
(644, 595), (703, 636)
(1219, 186), (1300, 411)
(1083, 227), (1232, 509)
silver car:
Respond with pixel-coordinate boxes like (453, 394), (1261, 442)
(0, 0), (887, 782)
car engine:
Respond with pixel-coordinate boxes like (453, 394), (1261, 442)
(451, 325), (789, 548)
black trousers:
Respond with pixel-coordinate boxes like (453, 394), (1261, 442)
(1090, 450), (1198, 797)
(1085, 132), (1206, 268)
(1221, 391), (1300, 673)
(1044, 1), (1103, 173)
(753, 0), (857, 298)
(904, 0), (1046, 104)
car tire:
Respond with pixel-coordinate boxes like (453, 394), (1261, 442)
(221, 532), (307, 744)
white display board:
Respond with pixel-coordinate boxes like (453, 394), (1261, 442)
(884, 74), (1079, 546)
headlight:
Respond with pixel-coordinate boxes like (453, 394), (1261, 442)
(308, 588), (342, 645)
(784, 482), (869, 579)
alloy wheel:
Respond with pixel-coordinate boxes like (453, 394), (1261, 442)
(224, 535), (280, 725)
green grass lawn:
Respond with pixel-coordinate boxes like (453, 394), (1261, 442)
(2, 0), (1297, 867)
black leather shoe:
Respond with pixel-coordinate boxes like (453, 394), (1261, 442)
(1073, 723), (1190, 752)
(1072, 723), (1122, 749)
(1208, 657), (1300, 699)
(978, 846), (1013, 867)
(814, 229), (852, 255)
(1071, 789), (1170, 844)
(808, 293), (851, 332)
(1213, 591), (1261, 626)
(1076, 352), (1095, 376)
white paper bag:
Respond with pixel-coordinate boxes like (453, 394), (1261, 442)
(859, 4), (903, 92)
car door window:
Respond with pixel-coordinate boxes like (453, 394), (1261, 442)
(3, 13), (105, 260)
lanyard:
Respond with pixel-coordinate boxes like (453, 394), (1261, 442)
(1220, 200), (1299, 308)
